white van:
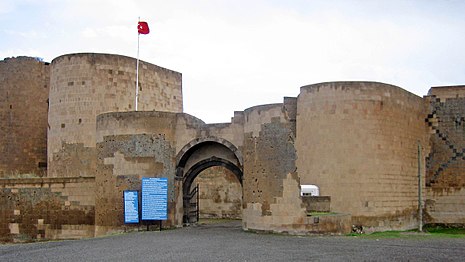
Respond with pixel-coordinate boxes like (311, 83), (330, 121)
(300, 185), (319, 196)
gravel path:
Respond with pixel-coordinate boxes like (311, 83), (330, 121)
(1, 221), (464, 261)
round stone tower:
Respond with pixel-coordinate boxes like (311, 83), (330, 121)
(48, 53), (183, 177)
(295, 81), (429, 230)
(0, 57), (49, 177)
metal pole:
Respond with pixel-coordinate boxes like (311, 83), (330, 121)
(196, 183), (200, 222)
(135, 18), (140, 111)
(418, 142), (423, 232)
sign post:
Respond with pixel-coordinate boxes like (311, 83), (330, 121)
(142, 177), (168, 231)
(123, 190), (140, 224)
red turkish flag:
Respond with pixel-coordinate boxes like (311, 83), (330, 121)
(138, 21), (150, 34)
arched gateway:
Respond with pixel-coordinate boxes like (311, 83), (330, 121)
(176, 137), (243, 223)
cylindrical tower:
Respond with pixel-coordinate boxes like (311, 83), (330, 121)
(0, 57), (49, 177)
(296, 81), (428, 230)
(48, 53), (183, 177)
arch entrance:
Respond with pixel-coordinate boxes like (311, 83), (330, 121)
(176, 137), (243, 224)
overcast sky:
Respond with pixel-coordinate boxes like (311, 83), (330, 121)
(1, 0), (465, 123)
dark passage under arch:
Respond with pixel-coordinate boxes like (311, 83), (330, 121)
(182, 157), (243, 223)
(177, 138), (243, 224)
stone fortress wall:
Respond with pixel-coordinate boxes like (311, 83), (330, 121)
(0, 57), (49, 178)
(1, 53), (464, 242)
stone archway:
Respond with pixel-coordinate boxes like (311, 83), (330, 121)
(183, 157), (242, 197)
(176, 137), (243, 223)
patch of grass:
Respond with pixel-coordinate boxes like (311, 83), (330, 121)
(424, 225), (465, 236)
(348, 226), (465, 239)
(364, 231), (407, 238)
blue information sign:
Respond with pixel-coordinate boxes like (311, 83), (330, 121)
(142, 177), (168, 220)
(123, 190), (139, 224)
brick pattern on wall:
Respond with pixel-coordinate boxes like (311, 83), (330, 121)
(426, 96), (465, 187)
(424, 88), (465, 225)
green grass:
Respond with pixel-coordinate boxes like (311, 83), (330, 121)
(348, 226), (465, 239)
(424, 225), (465, 235)
(362, 231), (416, 239)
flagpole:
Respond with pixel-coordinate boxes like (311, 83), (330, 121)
(135, 17), (140, 111)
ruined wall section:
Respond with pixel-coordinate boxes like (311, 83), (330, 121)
(48, 53), (182, 177)
(296, 82), (429, 230)
(95, 111), (181, 235)
(0, 57), (49, 177)
(242, 103), (296, 212)
(0, 177), (95, 242)
(240, 98), (337, 234)
(425, 86), (465, 224)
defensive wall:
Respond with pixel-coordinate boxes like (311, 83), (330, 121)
(1, 53), (465, 241)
